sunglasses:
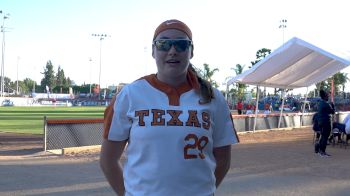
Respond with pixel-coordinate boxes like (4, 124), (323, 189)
(153, 39), (192, 52)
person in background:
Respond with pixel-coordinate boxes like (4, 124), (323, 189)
(252, 103), (257, 113)
(312, 112), (321, 144)
(264, 102), (271, 114)
(342, 113), (350, 143)
(314, 89), (335, 157)
(237, 99), (243, 115)
(99, 19), (239, 196)
(246, 102), (253, 114)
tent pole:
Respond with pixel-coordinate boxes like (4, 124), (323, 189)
(300, 87), (309, 127)
(278, 89), (286, 128)
(253, 85), (260, 132)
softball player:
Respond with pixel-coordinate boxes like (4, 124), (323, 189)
(100, 19), (239, 196)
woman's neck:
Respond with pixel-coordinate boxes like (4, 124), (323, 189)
(156, 74), (187, 87)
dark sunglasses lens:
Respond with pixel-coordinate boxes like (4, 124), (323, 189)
(155, 40), (171, 51)
(155, 40), (191, 52)
(174, 40), (191, 52)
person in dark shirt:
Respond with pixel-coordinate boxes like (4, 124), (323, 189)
(315, 89), (335, 157)
(312, 113), (321, 143)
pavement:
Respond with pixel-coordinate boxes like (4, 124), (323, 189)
(1, 128), (350, 196)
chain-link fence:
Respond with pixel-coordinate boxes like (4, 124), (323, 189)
(44, 117), (104, 151)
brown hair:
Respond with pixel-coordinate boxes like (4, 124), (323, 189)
(188, 64), (214, 104)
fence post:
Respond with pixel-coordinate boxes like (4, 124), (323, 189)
(43, 116), (47, 151)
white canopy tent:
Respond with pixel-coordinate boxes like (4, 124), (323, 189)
(227, 37), (350, 131)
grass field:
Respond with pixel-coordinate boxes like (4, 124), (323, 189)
(0, 106), (105, 135)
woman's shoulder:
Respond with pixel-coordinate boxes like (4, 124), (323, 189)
(123, 75), (155, 88)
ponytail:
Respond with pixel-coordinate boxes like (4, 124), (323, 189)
(188, 64), (214, 104)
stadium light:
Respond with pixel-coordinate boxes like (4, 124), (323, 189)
(91, 33), (109, 100)
(1, 11), (10, 97)
(279, 19), (287, 46)
(278, 19), (287, 128)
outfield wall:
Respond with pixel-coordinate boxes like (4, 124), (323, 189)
(43, 112), (350, 151)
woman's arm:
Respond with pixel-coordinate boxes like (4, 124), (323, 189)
(100, 139), (127, 195)
(213, 145), (231, 188)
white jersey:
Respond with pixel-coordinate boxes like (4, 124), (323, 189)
(107, 74), (238, 196)
(343, 114), (350, 134)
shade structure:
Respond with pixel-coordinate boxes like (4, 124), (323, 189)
(227, 37), (350, 132)
(227, 37), (350, 88)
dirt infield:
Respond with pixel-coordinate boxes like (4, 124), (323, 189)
(1, 128), (350, 196)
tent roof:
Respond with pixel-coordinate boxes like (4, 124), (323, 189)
(227, 37), (350, 89)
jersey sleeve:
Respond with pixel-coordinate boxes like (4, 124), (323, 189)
(105, 87), (132, 141)
(212, 89), (239, 147)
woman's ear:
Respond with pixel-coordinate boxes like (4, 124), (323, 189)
(152, 46), (155, 58)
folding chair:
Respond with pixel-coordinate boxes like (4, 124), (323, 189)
(331, 122), (347, 148)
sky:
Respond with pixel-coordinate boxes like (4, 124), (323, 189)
(1, 0), (350, 94)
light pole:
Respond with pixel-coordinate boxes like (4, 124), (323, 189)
(278, 19), (287, 128)
(1, 11), (10, 97)
(89, 57), (92, 96)
(279, 19), (287, 47)
(91, 34), (109, 100)
(16, 56), (20, 95)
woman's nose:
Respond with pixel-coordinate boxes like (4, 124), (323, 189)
(167, 45), (177, 55)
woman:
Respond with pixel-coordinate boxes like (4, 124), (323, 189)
(100, 19), (239, 195)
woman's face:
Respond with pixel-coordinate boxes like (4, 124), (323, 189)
(152, 29), (193, 81)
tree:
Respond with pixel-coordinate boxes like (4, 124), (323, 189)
(231, 64), (246, 100)
(198, 63), (219, 88)
(66, 77), (72, 87)
(40, 60), (56, 92)
(315, 81), (327, 96)
(0, 76), (11, 93)
(250, 48), (272, 97)
(332, 72), (349, 96)
(56, 66), (66, 93)
(23, 78), (36, 93)
(250, 48), (271, 68)
(314, 72), (349, 97)
(9, 80), (28, 95)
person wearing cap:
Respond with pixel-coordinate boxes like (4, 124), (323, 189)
(100, 19), (239, 196)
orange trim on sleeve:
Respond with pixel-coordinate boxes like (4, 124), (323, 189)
(103, 96), (116, 139)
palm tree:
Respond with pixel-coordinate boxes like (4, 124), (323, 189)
(332, 72), (349, 97)
(231, 64), (246, 99)
(315, 72), (349, 97)
(199, 63), (219, 88)
(250, 48), (271, 68)
(250, 48), (271, 96)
